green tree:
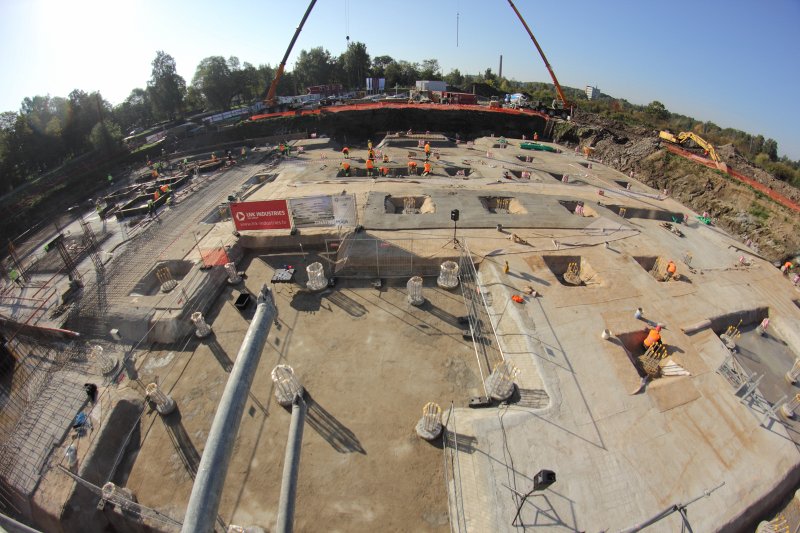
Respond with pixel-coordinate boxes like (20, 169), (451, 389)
(763, 138), (778, 161)
(192, 56), (235, 110)
(340, 41), (370, 88)
(294, 47), (335, 89)
(444, 68), (464, 88)
(89, 119), (122, 154)
(384, 61), (402, 89)
(113, 88), (153, 133)
(148, 51), (186, 119)
(371, 55), (393, 78)
(645, 100), (669, 120)
(420, 59), (441, 80)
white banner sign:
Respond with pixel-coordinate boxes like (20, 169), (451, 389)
(289, 194), (356, 227)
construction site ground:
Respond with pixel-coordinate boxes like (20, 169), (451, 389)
(4, 129), (800, 532)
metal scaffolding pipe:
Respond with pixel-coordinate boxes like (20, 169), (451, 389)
(276, 394), (307, 533)
(181, 285), (277, 533)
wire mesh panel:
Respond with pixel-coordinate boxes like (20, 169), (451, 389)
(458, 243), (505, 392)
(329, 234), (458, 279)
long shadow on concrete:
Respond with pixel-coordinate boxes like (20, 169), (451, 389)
(304, 392), (366, 454)
(529, 298), (607, 451)
(205, 334), (233, 373)
(162, 406), (200, 478)
(323, 290), (367, 317)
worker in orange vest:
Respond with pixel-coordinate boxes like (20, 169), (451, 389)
(407, 160), (418, 175)
(379, 165), (389, 177)
(153, 190), (160, 201)
(366, 158), (375, 177)
(666, 260), (677, 280)
(643, 325), (662, 349)
(782, 261), (793, 275)
(368, 148), (375, 161)
(342, 146), (350, 159)
(422, 161), (432, 176)
(341, 161), (351, 177)
(160, 184), (169, 194)
(424, 142), (431, 160)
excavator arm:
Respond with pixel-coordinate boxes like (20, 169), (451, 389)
(676, 132), (720, 163)
(506, 0), (570, 111)
(265, 0), (317, 105)
(659, 130), (720, 163)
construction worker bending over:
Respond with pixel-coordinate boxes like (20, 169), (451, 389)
(366, 158), (375, 177)
(342, 146), (350, 159)
(379, 165), (389, 177)
(382, 152), (389, 163)
(666, 260), (677, 280)
(643, 325), (662, 350)
(407, 160), (418, 175)
(340, 161), (351, 177)
(422, 161), (432, 176)
(781, 261), (793, 275)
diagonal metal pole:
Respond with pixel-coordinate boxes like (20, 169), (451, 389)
(181, 285), (278, 533)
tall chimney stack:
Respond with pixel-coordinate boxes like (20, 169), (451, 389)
(499, 55), (503, 79)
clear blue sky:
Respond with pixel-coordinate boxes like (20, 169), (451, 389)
(2, 0), (799, 159)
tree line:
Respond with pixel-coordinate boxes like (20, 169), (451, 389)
(1, 42), (798, 197)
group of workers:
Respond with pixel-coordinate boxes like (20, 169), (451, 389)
(341, 140), (434, 177)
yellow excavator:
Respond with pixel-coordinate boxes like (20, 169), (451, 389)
(659, 130), (721, 163)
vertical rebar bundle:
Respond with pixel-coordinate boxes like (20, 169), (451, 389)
(786, 360), (800, 385)
(91, 345), (117, 375)
(563, 262), (581, 285)
(191, 311), (212, 338)
(403, 196), (416, 215)
(225, 262), (242, 284)
(781, 394), (800, 418)
(305, 262), (327, 292)
(102, 482), (138, 506)
(157, 267), (178, 292)
(145, 382), (176, 415)
(271, 365), (304, 407)
(415, 402), (443, 440)
(407, 276), (424, 306)
(437, 261), (459, 289)
(485, 360), (519, 401)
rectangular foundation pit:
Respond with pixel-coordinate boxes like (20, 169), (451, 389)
(541, 255), (600, 286)
(478, 196), (527, 215)
(607, 205), (685, 223)
(558, 200), (597, 217)
(384, 195), (435, 215)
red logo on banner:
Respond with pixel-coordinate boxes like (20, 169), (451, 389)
(230, 200), (291, 231)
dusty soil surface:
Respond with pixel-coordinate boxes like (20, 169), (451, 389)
(125, 252), (481, 532)
(552, 112), (800, 263)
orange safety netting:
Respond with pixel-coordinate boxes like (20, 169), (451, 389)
(664, 144), (800, 213)
(200, 247), (230, 267)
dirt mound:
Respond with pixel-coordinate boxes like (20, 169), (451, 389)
(557, 111), (800, 262)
